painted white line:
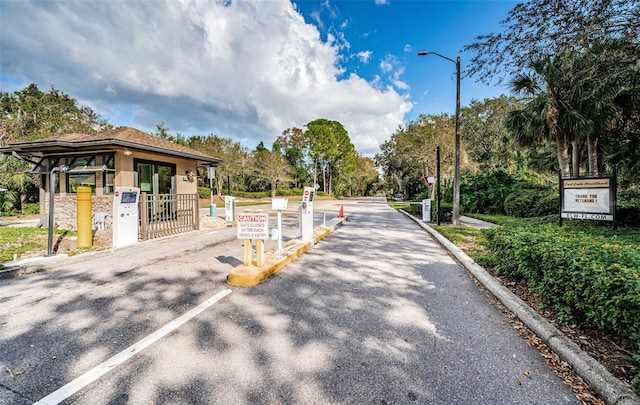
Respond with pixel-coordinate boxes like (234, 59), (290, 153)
(34, 289), (232, 405)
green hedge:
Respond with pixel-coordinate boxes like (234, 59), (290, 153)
(617, 202), (640, 227)
(484, 224), (640, 383)
(229, 189), (329, 199)
(197, 186), (212, 199)
(503, 187), (558, 217)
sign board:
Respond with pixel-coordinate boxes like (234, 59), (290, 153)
(303, 186), (315, 203)
(302, 186), (315, 215)
(272, 198), (288, 210)
(422, 199), (431, 222)
(237, 213), (269, 239)
(207, 166), (216, 179)
(561, 212), (614, 221)
(225, 196), (235, 222)
(560, 177), (613, 222)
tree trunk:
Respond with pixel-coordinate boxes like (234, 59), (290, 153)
(322, 164), (327, 193)
(216, 176), (225, 197)
(328, 162), (332, 195)
(587, 133), (598, 176)
(556, 130), (571, 177)
(313, 157), (318, 189)
(547, 105), (571, 176)
(271, 181), (277, 198)
(571, 139), (580, 177)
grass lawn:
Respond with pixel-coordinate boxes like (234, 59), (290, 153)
(0, 227), (76, 265)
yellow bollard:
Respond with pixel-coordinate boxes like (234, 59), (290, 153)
(243, 239), (252, 266)
(256, 239), (265, 267)
(76, 186), (92, 248)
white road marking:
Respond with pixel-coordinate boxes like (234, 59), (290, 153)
(34, 289), (232, 405)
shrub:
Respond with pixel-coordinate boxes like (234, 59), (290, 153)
(484, 225), (640, 365)
(503, 182), (557, 218)
(197, 186), (212, 199)
(504, 189), (539, 217)
(617, 202), (640, 227)
(534, 193), (559, 217)
(404, 203), (421, 217)
(401, 201), (452, 222)
(461, 171), (516, 214)
(276, 188), (302, 197)
(1, 202), (40, 217)
(233, 191), (270, 199)
(619, 189), (640, 203)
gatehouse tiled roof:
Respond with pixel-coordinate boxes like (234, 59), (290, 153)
(0, 126), (222, 165)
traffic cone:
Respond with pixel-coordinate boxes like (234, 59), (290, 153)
(338, 205), (344, 218)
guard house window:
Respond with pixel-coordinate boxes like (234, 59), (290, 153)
(103, 153), (115, 194)
(135, 159), (175, 194)
(66, 155), (96, 193)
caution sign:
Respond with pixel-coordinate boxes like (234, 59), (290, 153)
(237, 213), (269, 239)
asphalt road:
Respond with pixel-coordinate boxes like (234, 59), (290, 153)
(0, 197), (580, 404)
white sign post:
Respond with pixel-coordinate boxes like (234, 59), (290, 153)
(271, 198), (288, 253)
(300, 187), (315, 243)
(208, 167), (216, 216)
(224, 196), (236, 223)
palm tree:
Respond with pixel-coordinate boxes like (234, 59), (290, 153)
(0, 154), (39, 213)
(507, 40), (640, 177)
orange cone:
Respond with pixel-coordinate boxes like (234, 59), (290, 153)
(338, 205), (344, 218)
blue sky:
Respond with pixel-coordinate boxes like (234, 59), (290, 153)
(0, 0), (517, 156)
(294, 0), (517, 120)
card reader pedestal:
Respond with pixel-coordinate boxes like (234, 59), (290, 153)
(113, 187), (140, 248)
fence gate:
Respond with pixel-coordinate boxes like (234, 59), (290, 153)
(139, 193), (199, 241)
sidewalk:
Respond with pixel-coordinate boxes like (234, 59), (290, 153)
(459, 215), (499, 228)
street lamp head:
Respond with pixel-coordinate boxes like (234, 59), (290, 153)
(417, 50), (429, 56)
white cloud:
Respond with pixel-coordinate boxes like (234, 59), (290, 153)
(377, 54), (408, 92)
(380, 60), (393, 73)
(0, 0), (411, 156)
(374, 0), (390, 5)
(357, 50), (373, 64)
(404, 44), (412, 53)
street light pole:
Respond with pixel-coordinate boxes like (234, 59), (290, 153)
(436, 146), (441, 226)
(418, 50), (461, 226)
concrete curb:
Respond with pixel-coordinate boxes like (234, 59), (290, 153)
(227, 216), (347, 287)
(400, 210), (640, 405)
